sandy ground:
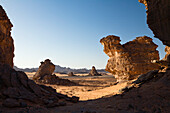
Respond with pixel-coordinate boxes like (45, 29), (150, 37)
(25, 72), (129, 101)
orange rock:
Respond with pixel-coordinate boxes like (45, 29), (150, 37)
(100, 35), (159, 81)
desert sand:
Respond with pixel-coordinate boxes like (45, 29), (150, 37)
(26, 72), (129, 101)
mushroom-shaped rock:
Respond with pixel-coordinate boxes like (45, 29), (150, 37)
(100, 35), (159, 82)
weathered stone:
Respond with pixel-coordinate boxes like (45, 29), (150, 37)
(33, 59), (55, 80)
(100, 35), (159, 81)
(36, 74), (78, 86)
(133, 70), (159, 84)
(163, 46), (170, 61)
(0, 6), (14, 67)
(34, 60), (78, 85)
(89, 66), (101, 76)
(0, 5), (79, 111)
(68, 72), (75, 76)
(139, 0), (170, 46)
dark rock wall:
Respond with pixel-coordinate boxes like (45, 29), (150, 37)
(0, 6), (14, 67)
(139, 0), (170, 46)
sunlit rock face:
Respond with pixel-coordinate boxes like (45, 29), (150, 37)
(33, 59), (55, 80)
(163, 46), (170, 60)
(0, 6), (14, 67)
(89, 66), (101, 76)
(139, 0), (170, 46)
(100, 35), (159, 81)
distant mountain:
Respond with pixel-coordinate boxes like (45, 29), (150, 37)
(13, 66), (38, 72)
(14, 65), (106, 74)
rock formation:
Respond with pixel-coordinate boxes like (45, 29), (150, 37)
(100, 35), (159, 81)
(0, 64), (79, 108)
(163, 46), (170, 60)
(139, 0), (170, 46)
(0, 6), (14, 67)
(34, 59), (78, 86)
(0, 5), (79, 112)
(33, 59), (55, 80)
(89, 66), (101, 76)
(68, 72), (75, 76)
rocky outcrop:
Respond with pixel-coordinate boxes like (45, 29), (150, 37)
(0, 64), (79, 109)
(33, 59), (55, 80)
(0, 6), (14, 67)
(139, 0), (170, 46)
(89, 66), (101, 76)
(68, 72), (76, 76)
(100, 35), (159, 81)
(163, 46), (170, 60)
(34, 59), (78, 86)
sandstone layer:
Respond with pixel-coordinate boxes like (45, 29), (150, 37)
(100, 35), (159, 81)
(89, 66), (101, 76)
(139, 0), (170, 46)
(0, 6), (14, 67)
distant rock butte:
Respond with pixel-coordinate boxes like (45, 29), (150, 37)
(100, 35), (159, 81)
(0, 6), (14, 67)
(89, 66), (102, 76)
(139, 0), (170, 46)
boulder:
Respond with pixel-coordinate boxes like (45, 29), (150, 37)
(34, 60), (78, 86)
(33, 59), (55, 80)
(100, 35), (159, 81)
(89, 66), (101, 76)
(68, 72), (76, 76)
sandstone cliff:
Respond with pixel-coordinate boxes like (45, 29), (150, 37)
(0, 6), (14, 67)
(139, 0), (170, 46)
(100, 35), (159, 81)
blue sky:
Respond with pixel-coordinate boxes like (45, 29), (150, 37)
(0, 0), (165, 69)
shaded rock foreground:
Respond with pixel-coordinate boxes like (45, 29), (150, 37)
(0, 64), (79, 108)
(33, 59), (78, 86)
(100, 35), (159, 81)
(51, 68), (170, 113)
(139, 0), (170, 46)
(0, 6), (14, 67)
